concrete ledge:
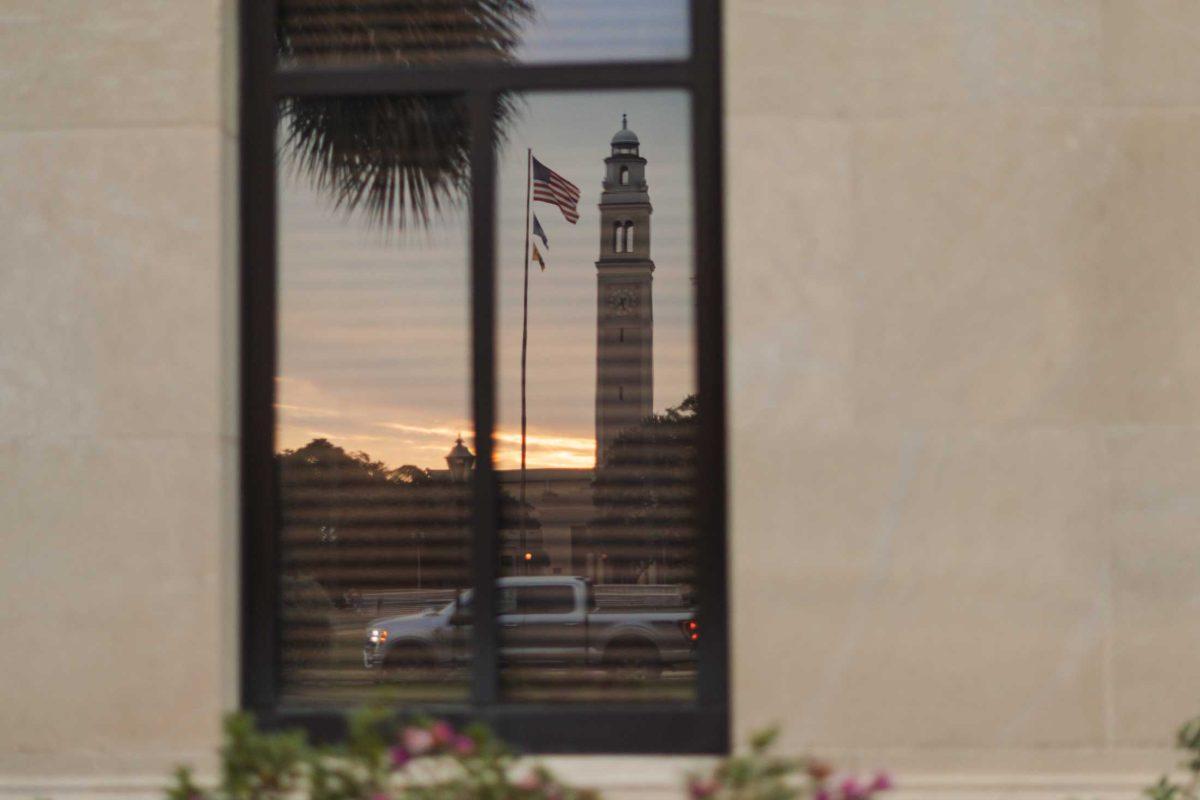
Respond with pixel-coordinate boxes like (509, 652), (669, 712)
(0, 771), (1162, 800)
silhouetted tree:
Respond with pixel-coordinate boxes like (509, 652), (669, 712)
(589, 395), (698, 585)
(278, 438), (536, 599)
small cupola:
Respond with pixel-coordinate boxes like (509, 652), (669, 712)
(445, 435), (475, 482)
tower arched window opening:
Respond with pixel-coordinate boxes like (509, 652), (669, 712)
(624, 221), (635, 251)
(619, 165), (629, 185)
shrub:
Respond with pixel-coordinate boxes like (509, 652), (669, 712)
(166, 710), (597, 800)
(686, 728), (892, 800)
(1145, 716), (1200, 800)
(164, 711), (892, 800)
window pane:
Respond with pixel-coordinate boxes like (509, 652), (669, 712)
(276, 0), (689, 67)
(274, 95), (473, 704)
(496, 90), (698, 703)
(515, 585), (576, 613)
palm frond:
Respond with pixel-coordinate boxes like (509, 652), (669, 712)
(277, 0), (534, 230)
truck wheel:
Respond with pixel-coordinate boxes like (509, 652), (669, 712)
(603, 639), (663, 682)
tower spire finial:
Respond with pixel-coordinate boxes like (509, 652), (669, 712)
(622, 113), (627, 130)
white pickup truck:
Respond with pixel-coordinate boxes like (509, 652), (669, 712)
(363, 576), (698, 677)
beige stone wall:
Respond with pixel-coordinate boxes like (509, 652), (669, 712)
(3, 0), (1200, 797)
(0, 0), (239, 786)
(727, 0), (1200, 781)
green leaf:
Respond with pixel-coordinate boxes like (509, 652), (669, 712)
(749, 727), (780, 754)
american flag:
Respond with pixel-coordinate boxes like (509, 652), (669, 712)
(531, 155), (580, 224)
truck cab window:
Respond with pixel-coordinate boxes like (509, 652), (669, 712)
(514, 585), (575, 614)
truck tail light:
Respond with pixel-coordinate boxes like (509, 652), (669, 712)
(681, 618), (699, 642)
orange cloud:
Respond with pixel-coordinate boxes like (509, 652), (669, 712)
(277, 402), (595, 470)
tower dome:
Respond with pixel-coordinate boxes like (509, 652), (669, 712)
(611, 114), (639, 153)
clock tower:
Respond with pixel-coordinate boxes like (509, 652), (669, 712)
(595, 115), (654, 466)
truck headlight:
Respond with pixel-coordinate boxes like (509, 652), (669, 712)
(369, 629), (388, 644)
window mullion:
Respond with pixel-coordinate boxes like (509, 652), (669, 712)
(690, 0), (729, 722)
(241, 0), (281, 714)
(468, 89), (501, 708)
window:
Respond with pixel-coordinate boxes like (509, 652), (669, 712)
(241, 0), (726, 754)
(612, 220), (635, 253)
(513, 584), (575, 614)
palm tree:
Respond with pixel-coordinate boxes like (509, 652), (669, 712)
(277, 0), (534, 229)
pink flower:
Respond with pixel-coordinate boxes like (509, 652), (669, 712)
(688, 777), (720, 800)
(816, 790), (831, 800)
(452, 734), (477, 756)
(389, 745), (411, 769)
(514, 773), (543, 792)
(402, 726), (435, 756)
(840, 777), (866, 800)
(431, 720), (455, 747)
(372, 793), (390, 800)
(869, 772), (894, 792)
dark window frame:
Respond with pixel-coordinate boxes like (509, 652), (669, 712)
(239, 0), (729, 754)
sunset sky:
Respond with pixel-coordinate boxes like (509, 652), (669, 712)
(276, 90), (695, 471)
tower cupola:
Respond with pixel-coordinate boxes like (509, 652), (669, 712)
(611, 114), (639, 155)
(445, 435), (475, 482)
(602, 113), (648, 195)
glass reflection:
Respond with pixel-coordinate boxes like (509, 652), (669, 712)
(273, 87), (699, 706)
(496, 91), (698, 702)
(275, 96), (473, 703)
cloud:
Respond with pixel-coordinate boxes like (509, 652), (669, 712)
(277, 397), (595, 470)
(382, 421), (596, 470)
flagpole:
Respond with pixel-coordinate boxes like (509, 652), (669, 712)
(519, 148), (531, 575)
